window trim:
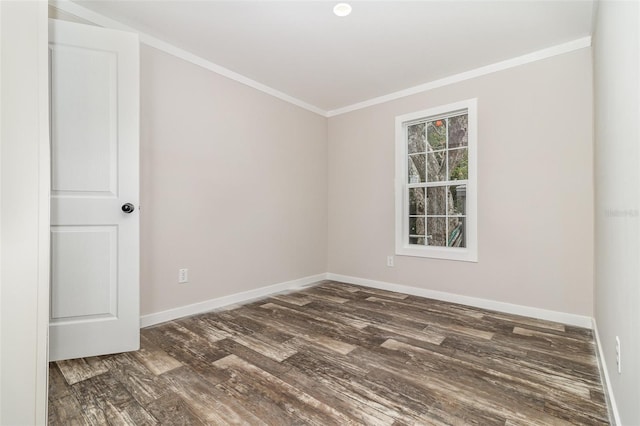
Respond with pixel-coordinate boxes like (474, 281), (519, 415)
(395, 98), (478, 262)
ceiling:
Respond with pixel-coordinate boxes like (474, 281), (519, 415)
(71, 0), (594, 113)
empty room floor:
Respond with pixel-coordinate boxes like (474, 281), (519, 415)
(48, 281), (610, 425)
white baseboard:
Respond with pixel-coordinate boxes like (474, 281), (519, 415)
(592, 319), (621, 426)
(142, 271), (593, 329)
(326, 273), (593, 329)
(141, 271), (593, 329)
(139, 273), (326, 328)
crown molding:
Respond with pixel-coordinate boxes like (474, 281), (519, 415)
(49, 0), (327, 117)
(50, 1), (591, 119)
(327, 36), (592, 117)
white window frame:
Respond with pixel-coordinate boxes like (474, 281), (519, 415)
(395, 98), (478, 262)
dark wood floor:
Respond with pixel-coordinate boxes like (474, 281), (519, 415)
(48, 281), (610, 425)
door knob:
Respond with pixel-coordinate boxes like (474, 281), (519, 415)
(121, 203), (135, 213)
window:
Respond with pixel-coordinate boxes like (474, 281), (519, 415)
(395, 99), (477, 262)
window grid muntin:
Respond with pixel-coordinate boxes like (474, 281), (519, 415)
(406, 111), (469, 248)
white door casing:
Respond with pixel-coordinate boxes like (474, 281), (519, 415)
(49, 19), (140, 361)
(0, 2), (50, 423)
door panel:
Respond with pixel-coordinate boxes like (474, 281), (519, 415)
(49, 19), (140, 361)
(50, 226), (117, 321)
(50, 45), (118, 196)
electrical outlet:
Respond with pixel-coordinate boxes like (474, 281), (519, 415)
(178, 268), (189, 284)
(387, 256), (394, 267)
(615, 336), (621, 374)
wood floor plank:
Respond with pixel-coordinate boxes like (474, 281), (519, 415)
(131, 346), (182, 376)
(78, 406), (109, 426)
(145, 394), (206, 426)
(230, 332), (298, 362)
(214, 337), (294, 378)
(261, 298), (386, 332)
(159, 365), (267, 425)
(282, 351), (416, 423)
(102, 399), (159, 426)
(279, 365), (398, 425)
(355, 295), (500, 339)
(48, 393), (85, 425)
(215, 354), (357, 425)
(492, 331), (598, 368)
(403, 295), (486, 319)
(69, 371), (135, 413)
(101, 352), (168, 406)
(303, 290), (350, 304)
(303, 284), (364, 301)
(483, 310), (567, 332)
(140, 323), (232, 386)
(49, 280), (610, 425)
(270, 293), (313, 306)
(369, 322), (446, 345)
(57, 356), (109, 385)
(49, 363), (73, 401)
(289, 334), (356, 355)
(352, 287), (410, 300)
(176, 315), (234, 342)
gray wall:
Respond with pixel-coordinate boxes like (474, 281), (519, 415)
(593, 1), (640, 424)
(328, 49), (594, 317)
(139, 45), (328, 315)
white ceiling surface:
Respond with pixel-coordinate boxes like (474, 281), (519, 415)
(72, 0), (594, 113)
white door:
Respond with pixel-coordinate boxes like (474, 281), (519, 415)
(49, 19), (140, 362)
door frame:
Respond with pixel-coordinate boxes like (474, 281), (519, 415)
(0, 1), (50, 424)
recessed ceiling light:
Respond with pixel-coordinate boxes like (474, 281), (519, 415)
(333, 3), (352, 17)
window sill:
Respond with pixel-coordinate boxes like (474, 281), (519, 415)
(395, 245), (478, 262)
